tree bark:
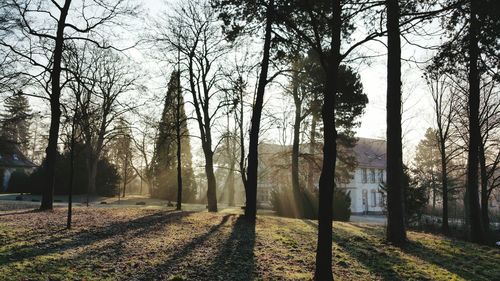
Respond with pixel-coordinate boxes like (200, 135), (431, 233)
(479, 140), (489, 233)
(439, 138), (449, 234)
(40, 0), (72, 211)
(314, 0), (340, 279)
(385, 0), (407, 245)
(308, 114), (317, 191)
(245, 0), (273, 221)
(176, 71), (183, 211)
(67, 107), (77, 229)
(292, 68), (302, 217)
(122, 152), (128, 198)
(205, 149), (217, 211)
(466, 0), (485, 243)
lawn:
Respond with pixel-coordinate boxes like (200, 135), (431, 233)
(0, 207), (498, 280)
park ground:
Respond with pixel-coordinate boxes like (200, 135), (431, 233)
(0, 204), (499, 280)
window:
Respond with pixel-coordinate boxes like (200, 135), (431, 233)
(379, 192), (385, 207)
(370, 169), (376, 183)
(362, 168), (367, 183)
(12, 154), (19, 161)
(371, 190), (377, 207)
(378, 169), (384, 183)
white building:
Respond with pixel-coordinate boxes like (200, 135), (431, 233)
(256, 138), (387, 214)
(339, 138), (386, 214)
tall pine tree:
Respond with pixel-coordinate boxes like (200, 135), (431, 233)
(151, 72), (196, 202)
(0, 91), (32, 155)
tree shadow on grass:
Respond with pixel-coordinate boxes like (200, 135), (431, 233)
(400, 236), (500, 280)
(133, 214), (233, 280)
(303, 220), (410, 281)
(0, 209), (189, 265)
(352, 224), (500, 281)
(204, 215), (256, 281)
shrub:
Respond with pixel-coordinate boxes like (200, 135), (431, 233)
(6, 170), (31, 193)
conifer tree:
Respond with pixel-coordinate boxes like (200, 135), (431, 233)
(0, 91), (32, 154)
(151, 72), (196, 203)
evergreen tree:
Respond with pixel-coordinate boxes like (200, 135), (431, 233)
(151, 72), (196, 202)
(0, 91), (32, 154)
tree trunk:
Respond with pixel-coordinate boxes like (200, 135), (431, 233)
(245, 0), (273, 221)
(40, 0), (72, 211)
(479, 140), (489, 234)
(439, 139), (449, 234)
(292, 69), (302, 218)
(314, 1), (340, 280)
(308, 114), (317, 191)
(176, 71), (183, 211)
(122, 153), (128, 198)
(466, 0), (484, 243)
(385, 0), (407, 245)
(228, 166), (235, 206)
(67, 108), (77, 229)
(238, 82), (247, 194)
(205, 149), (217, 212)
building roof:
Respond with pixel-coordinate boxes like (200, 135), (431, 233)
(352, 138), (386, 169)
(258, 137), (387, 169)
(0, 139), (37, 168)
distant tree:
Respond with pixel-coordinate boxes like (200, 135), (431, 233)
(65, 45), (139, 197)
(151, 72), (196, 203)
(110, 118), (135, 198)
(424, 68), (463, 234)
(0, 91), (32, 154)
(129, 117), (156, 196)
(414, 129), (441, 211)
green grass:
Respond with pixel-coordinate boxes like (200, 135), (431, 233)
(0, 208), (498, 280)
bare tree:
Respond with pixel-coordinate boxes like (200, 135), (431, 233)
(68, 46), (139, 199)
(153, 0), (233, 212)
(0, 0), (138, 210)
(425, 69), (461, 233)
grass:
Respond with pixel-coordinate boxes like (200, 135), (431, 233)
(0, 207), (498, 280)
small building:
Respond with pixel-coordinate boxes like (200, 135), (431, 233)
(0, 139), (37, 192)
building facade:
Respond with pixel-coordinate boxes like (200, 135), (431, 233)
(256, 138), (387, 214)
